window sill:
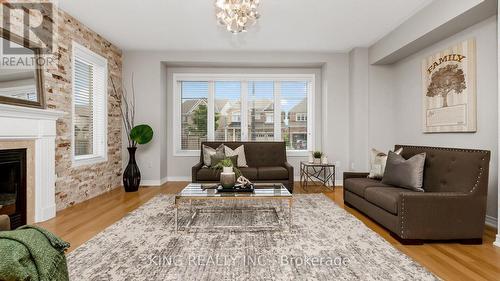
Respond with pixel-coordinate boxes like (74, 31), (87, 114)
(174, 150), (309, 158)
(174, 150), (201, 157)
(286, 151), (309, 157)
(72, 155), (108, 167)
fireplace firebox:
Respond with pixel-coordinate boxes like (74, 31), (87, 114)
(0, 149), (27, 229)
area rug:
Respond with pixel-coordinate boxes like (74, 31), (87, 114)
(67, 194), (439, 280)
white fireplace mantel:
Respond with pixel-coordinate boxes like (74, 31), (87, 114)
(0, 103), (65, 222)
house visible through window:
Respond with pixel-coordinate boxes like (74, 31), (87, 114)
(215, 81), (241, 142)
(265, 113), (274, 124)
(232, 111), (241, 123)
(296, 113), (307, 122)
(180, 81), (208, 150)
(175, 74), (313, 154)
(72, 42), (108, 165)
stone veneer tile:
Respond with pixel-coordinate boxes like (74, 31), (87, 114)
(2, 2), (123, 210)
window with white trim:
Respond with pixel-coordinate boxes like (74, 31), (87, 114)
(72, 42), (108, 165)
(174, 74), (314, 155)
(296, 113), (307, 122)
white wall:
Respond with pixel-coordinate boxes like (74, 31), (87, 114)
(348, 49), (397, 172)
(496, 3), (500, 247)
(122, 51), (349, 184)
(390, 16), (498, 221)
(367, 64), (396, 152)
(348, 48), (370, 171)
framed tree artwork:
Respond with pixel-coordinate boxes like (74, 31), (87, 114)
(422, 39), (477, 133)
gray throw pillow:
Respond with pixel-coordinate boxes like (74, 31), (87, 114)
(381, 151), (426, 192)
(202, 144), (225, 167)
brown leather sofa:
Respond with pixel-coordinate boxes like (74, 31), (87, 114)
(192, 142), (294, 192)
(343, 145), (490, 244)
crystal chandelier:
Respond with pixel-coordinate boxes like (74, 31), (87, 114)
(215, 0), (260, 34)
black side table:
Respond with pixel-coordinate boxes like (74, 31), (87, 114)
(300, 161), (336, 190)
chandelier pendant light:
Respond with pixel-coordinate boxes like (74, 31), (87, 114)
(215, 0), (261, 34)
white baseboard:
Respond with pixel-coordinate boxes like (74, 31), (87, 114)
(494, 235), (500, 248)
(140, 176), (169, 187)
(35, 204), (56, 223)
(166, 176), (191, 182)
(485, 215), (498, 228)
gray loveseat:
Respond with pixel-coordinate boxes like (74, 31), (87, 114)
(343, 145), (490, 244)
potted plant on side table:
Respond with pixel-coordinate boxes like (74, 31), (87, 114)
(313, 151), (323, 164)
(112, 75), (154, 192)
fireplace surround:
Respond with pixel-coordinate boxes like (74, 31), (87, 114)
(0, 103), (64, 223)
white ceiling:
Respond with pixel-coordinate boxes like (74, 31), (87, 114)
(58, 0), (435, 52)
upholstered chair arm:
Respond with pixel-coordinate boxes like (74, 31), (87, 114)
(192, 162), (204, 182)
(398, 192), (485, 240)
(343, 172), (369, 186)
(283, 162), (294, 179)
(0, 214), (10, 231)
(284, 162), (294, 192)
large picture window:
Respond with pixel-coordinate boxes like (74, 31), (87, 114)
(72, 42), (108, 166)
(174, 74), (314, 155)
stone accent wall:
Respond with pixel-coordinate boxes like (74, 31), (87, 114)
(51, 9), (123, 210)
(1, 2), (123, 210)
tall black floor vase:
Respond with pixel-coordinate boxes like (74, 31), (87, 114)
(123, 147), (141, 192)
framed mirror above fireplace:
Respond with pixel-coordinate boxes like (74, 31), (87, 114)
(0, 29), (45, 108)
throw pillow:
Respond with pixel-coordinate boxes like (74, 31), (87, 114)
(210, 154), (238, 168)
(382, 151), (426, 192)
(202, 144), (225, 167)
(368, 148), (403, 179)
(224, 145), (248, 167)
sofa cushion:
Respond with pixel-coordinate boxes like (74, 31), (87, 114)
(258, 167), (289, 180)
(364, 187), (407, 215)
(196, 168), (221, 181)
(344, 178), (392, 198)
(239, 167), (258, 180)
(197, 167), (259, 181)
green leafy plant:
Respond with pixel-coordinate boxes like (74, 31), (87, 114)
(313, 151), (323, 159)
(212, 158), (242, 177)
(130, 124), (153, 145)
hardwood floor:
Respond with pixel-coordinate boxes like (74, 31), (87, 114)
(38, 182), (500, 281)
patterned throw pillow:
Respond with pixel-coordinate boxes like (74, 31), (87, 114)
(368, 148), (403, 179)
(224, 145), (248, 167)
(210, 155), (238, 168)
(202, 144), (225, 167)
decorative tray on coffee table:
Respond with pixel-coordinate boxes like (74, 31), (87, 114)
(216, 184), (255, 193)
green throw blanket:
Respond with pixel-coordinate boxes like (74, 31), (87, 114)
(0, 225), (70, 281)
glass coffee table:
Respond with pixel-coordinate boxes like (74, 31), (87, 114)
(174, 183), (293, 232)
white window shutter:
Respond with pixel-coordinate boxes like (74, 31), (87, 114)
(72, 42), (108, 166)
